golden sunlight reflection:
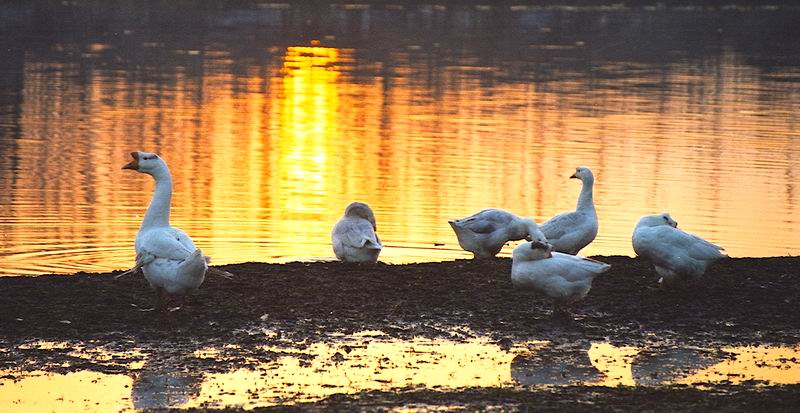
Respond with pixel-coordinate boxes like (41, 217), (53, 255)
(1, 338), (799, 410)
(0, 371), (133, 413)
(187, 337), (516, 407)
(678, 345), (800, 385)
(588, 342), (640, 387)
(2, 31), (800, 276)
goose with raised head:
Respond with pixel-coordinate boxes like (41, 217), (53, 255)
(119, 151), (228, 311)
(540, 166), (598, 255)
(332, 202), (383, 263)
(449, 209), (547, 259)
(511, 240), (610, 318)
(632, 213), (727, 286)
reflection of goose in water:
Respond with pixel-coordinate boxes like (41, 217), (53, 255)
(131, 352), (203, 409)
(631, 347), (723, 386)
(511, 342), (603, 386)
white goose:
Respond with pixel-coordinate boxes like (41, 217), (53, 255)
(632, 213), (727, 285)
(511, 240), (610, 317)
(540, 166), (598, 255)
(332, 202), (382, 263)
(119, 151), (227, 311)
(449, 209), (547, 259)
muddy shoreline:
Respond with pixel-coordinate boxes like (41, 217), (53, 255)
(1, 256), (798, 345)
(1, 257), (798, 410)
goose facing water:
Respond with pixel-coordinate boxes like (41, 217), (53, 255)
(540, 166), (598, 255)
(120, 151), (214, 311)
(632, 213), (727, 285)
(449, 209), (547, 259)
(511, 240), (610, 317)
(332, 202), (383, 263)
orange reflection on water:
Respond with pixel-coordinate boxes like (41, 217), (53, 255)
(678, 345), (800, 385)
(0, 371), (133, 413)
(1, 41), (800, 275)
(2, 339), (798, 411)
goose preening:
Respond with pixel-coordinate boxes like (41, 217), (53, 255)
(448, 209), (547, 259)
(332, 202), (382, 263)
(118, 151), (230, 311)
(632, 213), (727, 286)
(511, 240), (610, 318)
(540, 166), (598, 255)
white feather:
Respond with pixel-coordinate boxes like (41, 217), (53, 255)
(512, 241), (610, 305)
(540, 166), (598, 255)
(332, 202), (383, 263)
(449, 209), (546, 259)
(632, 213), (727, 284)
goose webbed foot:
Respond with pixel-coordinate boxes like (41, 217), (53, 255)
(168, 296), (186, 313)
(130, 303), (156, 312)
(208, 267), (234, 280)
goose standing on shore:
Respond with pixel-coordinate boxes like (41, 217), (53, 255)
(511, 240), (611, 318)
(332, 202), (383, 263)
(119, 151), (225, 311)
(449, 209), (547, 259)
(540, 167), (598, 255)
(632, 213), (727, 286)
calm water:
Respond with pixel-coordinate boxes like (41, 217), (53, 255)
(1, 332), (798, 411)
(1, 3), (799, 275)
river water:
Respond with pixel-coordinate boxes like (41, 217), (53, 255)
(1, 2), (799, 275)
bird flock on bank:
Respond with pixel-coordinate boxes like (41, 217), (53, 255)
(119, 151), (728, 316)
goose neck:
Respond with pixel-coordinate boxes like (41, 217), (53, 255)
(576, 176), (595, 212)
(141, 167), (172, 229)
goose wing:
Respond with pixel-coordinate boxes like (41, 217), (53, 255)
(551, 253), (611, 282)
(540, 211), (585, 241)
(137, 227), (196, 261)
(452, 209), (515, 234)
(120, 228), (196, 278)
(683, 231), (727, 260)
(335, 219), (382, 249)
(635, 226), (723, 263)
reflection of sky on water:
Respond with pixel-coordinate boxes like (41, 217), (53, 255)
(1, 335), (798, 410)
(1, 3), (799, 276)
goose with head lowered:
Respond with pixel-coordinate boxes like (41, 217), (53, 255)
(540, 166), (598, 255)
(449, 209), (547, 259)
(632, 213), (727, 286)
(118, 151), (231, 311)
(512, 240), (610, 319)
(332, 201), (383, 263)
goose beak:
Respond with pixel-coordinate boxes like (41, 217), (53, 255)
(569, 173), (578, 179)
(122, 152), (139, 170)
(530, 240), (549, 250)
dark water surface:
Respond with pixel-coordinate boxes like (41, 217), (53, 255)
(1, 2), (799, 275)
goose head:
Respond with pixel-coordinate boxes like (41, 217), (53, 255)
(344, 201), (378, 230)
(122, 151), (167, 176)
(514, 239), (553, 261)
(638, 213), (678, 228)
(530, 239), (553, 259)
(570, 166), (594, 182)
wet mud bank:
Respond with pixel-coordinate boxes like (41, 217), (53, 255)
(1, 257), (799, 410)
(236, 386), (800, 412)
(1, 256), (797, 346)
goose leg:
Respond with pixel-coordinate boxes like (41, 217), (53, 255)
(131, 287), (165, 312)
(551, 302), (572, 322)
(168, 296), (185, 313)
(154, 287), (167, 312)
